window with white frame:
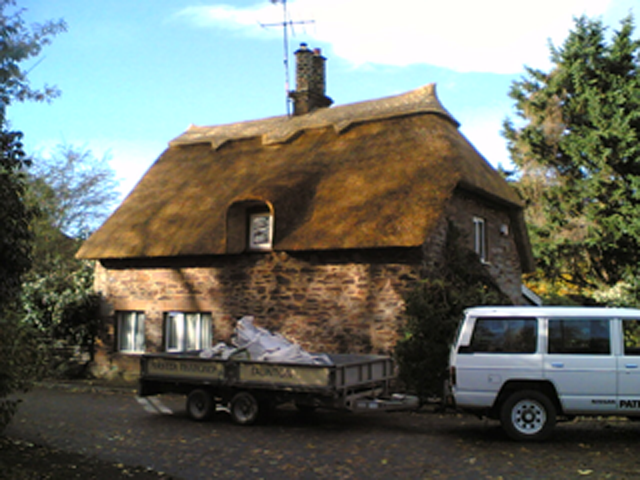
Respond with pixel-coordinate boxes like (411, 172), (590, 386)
(249, 212), (273, 251)
(165, 312), (212, 352)
(473, 216), (487, 262)
(117, 311), (146, 353)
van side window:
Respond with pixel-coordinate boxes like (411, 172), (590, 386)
(466, 318), (537, 353)
(548, 319), (610, 355)
(623, 319), (640, 355)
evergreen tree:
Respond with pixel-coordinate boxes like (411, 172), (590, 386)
(503, 15), (640, 300)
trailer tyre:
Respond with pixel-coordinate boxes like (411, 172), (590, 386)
(187, 389), (215, 421)
(230, 391), (260, 425)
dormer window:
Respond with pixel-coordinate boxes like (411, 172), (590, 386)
(249, 212), (273, 251)
(226, 200), (274, 253)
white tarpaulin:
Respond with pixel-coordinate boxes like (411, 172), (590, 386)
(200, 316), (332, 365)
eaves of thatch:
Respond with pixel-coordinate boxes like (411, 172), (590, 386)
(77, 84), (530, 270)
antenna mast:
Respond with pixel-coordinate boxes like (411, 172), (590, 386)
(262, 0), (314, 115)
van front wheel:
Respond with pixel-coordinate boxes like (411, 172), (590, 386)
(500, 390), (556, 441)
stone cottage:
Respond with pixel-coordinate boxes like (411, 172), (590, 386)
(77, 44), (534, 378)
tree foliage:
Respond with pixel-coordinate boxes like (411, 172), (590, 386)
(21, 261), (101, 376)
(25, 143), (120, 276)
(0, 129), (36, 432)
(503, 15), (640, 301)
(18, 145), (119, 376)
(0, 129), (31, 306)
(0, 311), (44, 432)
(0, 0), (66, 305)
(0, 0), (65, 432)
(0, 0), (66, 120)
(395, 225), (511, 401)
(28, 144), (120, 240)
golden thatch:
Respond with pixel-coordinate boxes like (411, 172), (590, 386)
(77, 84), (528, 264)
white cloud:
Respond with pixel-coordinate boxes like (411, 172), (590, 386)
(178, 0), (615, 73)
(176, 2), (283, 35)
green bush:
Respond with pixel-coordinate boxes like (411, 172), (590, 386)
(22, 261), (101, 377)
(0, 128), (37, 432)
(0, 312), (44, 433)
(395, 225), (511, 401)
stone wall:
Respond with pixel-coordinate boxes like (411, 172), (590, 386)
(91, 248), (424, 379)
(446, 190), (526, 304)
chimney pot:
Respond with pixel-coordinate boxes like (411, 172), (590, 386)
(289, 43), (333, 116)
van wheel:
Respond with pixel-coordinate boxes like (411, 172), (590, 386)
(186, 389), (215, 421)
(230, 392), (260, 425)
(500, 390), (556, 441)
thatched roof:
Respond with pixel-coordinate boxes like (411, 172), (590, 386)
(77, 84), (530, 268)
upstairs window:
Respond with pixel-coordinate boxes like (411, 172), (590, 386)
(117, 311), (146, 353)
(165, 312), (212, 352)
(249, 212), (273, 251)
(226, 200), (274, 253)
(473, 216), (487, 262)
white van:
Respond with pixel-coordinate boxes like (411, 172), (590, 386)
(448, 306), (640, 440)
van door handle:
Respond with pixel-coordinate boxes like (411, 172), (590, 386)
(625, 364), (638, 369)
(551, 362), (564, 368)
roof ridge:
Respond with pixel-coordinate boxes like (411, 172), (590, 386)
(169, 83), (459, 150)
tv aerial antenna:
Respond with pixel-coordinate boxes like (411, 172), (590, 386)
(261, 0), (315, 115)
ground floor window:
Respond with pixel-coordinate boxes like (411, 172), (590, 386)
(117, 311), (146, 353)
(165, 312), (212, 352)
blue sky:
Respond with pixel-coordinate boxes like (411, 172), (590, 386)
(10, 0), (639, 198)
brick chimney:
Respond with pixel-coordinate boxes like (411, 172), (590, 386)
(289, 43), (333, 116)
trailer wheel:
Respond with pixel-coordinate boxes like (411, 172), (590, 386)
(186, 389), (215, 421)
(230, 391), (260, 425)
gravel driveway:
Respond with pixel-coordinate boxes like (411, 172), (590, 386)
(5, 385), (640, 479)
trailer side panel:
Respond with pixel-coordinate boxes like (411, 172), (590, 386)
(145, 356), (226, 382)
(237, 362), (330, 388)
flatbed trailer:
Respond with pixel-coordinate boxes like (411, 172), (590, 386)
(139, 352), (418, 425)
